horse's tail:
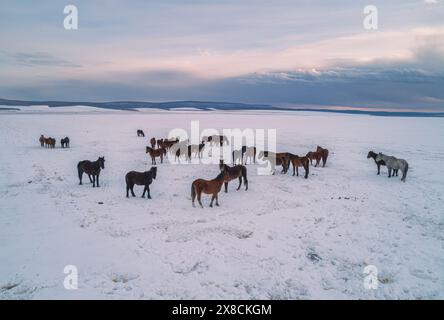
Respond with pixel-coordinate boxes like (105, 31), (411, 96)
(191, 182), (196, 200)
(403, 161), (409, 182)
(77, 162), (83, 181)
(303, 157), (309, 179)
(323, 150), (329, 166)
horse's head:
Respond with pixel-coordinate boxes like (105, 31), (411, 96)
(146, 146), (151, 153)
(98, 157), (105, 169)
(367, 151), (375, 159)
(219, 160), (225, 171)
(151, 166), (157, 179)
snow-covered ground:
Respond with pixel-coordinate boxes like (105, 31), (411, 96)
(0, 108), (443, 299)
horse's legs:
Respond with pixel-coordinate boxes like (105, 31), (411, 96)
(244, 176), (248, 191)
(237, 177), (242, 190)
(197, 192), (203, 208)
(377, 164), (381, 175)
(296, 166), (299, 176)
(96, 173), (100, 187)
(78, 168), (83, 185)
(126, 184), (130, 198)
(388, 168), (392, 178)
(160, 154), (163, 164)
(146, 185), (151, 199)
(215, 193), (219, 206)
(141, 186), (146, 198)
(88, 174), (93, 183)
(92, 175), (96, 187)
(209, 194), (215, 207)
(131, 186), (136, 197)
(224, 182), (228, 193)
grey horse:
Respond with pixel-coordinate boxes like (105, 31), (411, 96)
(375, 153), (409, 182)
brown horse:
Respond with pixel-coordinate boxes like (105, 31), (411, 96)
(44, 137), (56, 148)
(157, 138), (164, 148)
(150, 137), (156, 148)
(162, 138), (179, 150)
(125, 167), (157, 199)
(191, 169), (229, 208)
(146, 146), (165, 164)
(219, 161), (248, 192)
(306, 151), (322, 167)
(77, 157), (105, 187)
(316, 146), (329, 167)
(284, 153), (309, 178)
(39, 135), (45, 147)
(258, 151), (289, 174)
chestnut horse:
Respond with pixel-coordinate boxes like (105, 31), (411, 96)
(125, 167), (157, 199)
(316, 146), (329, 167)
(191, 169), (229, 208)
(44, 137), (56, 148)
(77, 157), (105, 187)
(284, 153), (309, 178)
(146, 146), (165, 164)
(258, 151), (289, 174)
(219, 161), (248, 192)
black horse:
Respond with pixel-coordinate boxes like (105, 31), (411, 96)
(61, 137), (70, 148)
(219, 161), (248, 192)
(367, 151), (398, 176)
(125, 167), (157, 199)
(77, 157), (105, 187)
(137, 129), (145, 137)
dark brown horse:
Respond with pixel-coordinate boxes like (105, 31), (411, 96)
(146, 146), (165, 164)
(162, 138), (179, 150)
(61, 137), (70, 148)
(157, 138), (164, 148)
(316, 146), (329, 167)
(39, 135), (45, 147)
(77, 157), (105, 187)
(137, 129), (145, 137)
(191, 169), (229, 208)
(367, 151), (397, 176)
(219, 161), (248, 192)
(150, 137), (156, 148)
(284, 153), (309, 178)
(125, 167), (157, 199)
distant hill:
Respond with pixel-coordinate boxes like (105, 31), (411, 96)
(1, 98), (443, 117)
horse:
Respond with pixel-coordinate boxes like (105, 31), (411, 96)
(284, 153), (309, 178)
(191, 169), (229, 208)
(232, 149), (242, 165)
(77, 157), (105, 187)
(39, 135), (45, 147)
(375, 153), (409, 182)
(188, 143), (205, 159)
(137, 130), (145, 137)
(150, 137), (156, 148)
(44, 137), (55, 148)
(242, 146), (256, 164)
(219, 161), (248, 193)
(157, 138), (164, 148)
(258, 151), (289, 174)
(204, 135), (229, 146)
(125, 167), (157, 199)
(306, 151), (321, 166)
(146, 146), (165, 165)
(316, 146), (329, 167)
(367, 151), (398, 176)
(163, 138), (179, 150)
(61, 137), (70, 148)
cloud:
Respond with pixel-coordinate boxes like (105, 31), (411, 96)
(0, 51), (81, 68)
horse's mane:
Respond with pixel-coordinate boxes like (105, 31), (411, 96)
(215, 171), (226, 180)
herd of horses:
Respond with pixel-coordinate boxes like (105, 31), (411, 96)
(39, 135), (70, 148)
(37, 129), (410, 207)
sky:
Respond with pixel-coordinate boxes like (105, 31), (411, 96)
(0, 0), (443, 110)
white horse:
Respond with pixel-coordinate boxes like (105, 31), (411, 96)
(243, 146), (256, 164)
(375, 153), (409, 182)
